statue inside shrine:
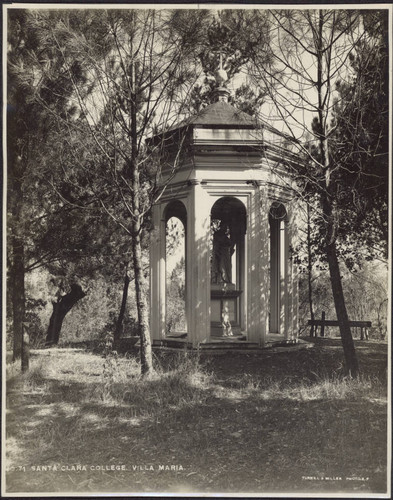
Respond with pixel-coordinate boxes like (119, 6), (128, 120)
(211, 224), (235, 284)
(221, 304), (233, 336)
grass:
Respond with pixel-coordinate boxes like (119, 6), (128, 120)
(5, 339), (388, 495)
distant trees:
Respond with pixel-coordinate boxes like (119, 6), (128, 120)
(294, 197), (322, 337)
(298, 259), (388, 340)
(166, 258), (186, 334)
(165, 216), (186, 334)
(343, 263), (388, 339)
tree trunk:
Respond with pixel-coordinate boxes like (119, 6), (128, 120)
(132, 232), (154, 376)
(9, 157), (25, 361)
(320, 182), (359, 376)
(325, 241), (359, 377)
(45, 284), (86, 346)
(114, 269), (131, 342)
(11, 232), (25, 360)
(129, 54), (154, 377)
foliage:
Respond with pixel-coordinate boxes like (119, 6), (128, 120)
(25, 298), (47, 348)
(7, 8), (70, 358)
(273, 10), (389, 265)
(60, 277), (138, 344)
(21, 8), (213, 374)
(166, 257), (186, 333)
(13, 269), (139, 348)
(7, 8), (208, 372)
(250, 9), (389, 376)
(165, 217), (186, 333)
(329, 10), (389, 261)
(7, 9), (132, 355)
(7, 9), (92, 266)
(186, 10), (271, 113)
(342, 262), (388, 339)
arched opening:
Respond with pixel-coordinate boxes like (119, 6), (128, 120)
(164, 201), (187, 336)
(269, 202), (288, 334)
(210, 197), (247, 337)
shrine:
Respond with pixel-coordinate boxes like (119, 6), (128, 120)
(149, 80), (301, 349)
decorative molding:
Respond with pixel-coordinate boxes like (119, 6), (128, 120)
(156, 185), (191, 204)
(202, 185), (256, 198)
(267, 186), (294, 203)
(193, 155), (263, 170)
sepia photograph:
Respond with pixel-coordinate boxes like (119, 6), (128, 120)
(2, 3), (391, 497)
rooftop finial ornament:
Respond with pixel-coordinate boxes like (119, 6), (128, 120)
(214, 53), (230, 103)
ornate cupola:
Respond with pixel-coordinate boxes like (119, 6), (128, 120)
(149, 68), (301, 349)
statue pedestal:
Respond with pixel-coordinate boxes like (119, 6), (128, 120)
(210, 283), (242, 337)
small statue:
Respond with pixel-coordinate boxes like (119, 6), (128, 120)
(222, 305), (233, 337)
(215, 53), (228, 87)
(211, 224), (235, 284)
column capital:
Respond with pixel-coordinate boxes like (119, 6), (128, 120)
(246, 180), (265, 188)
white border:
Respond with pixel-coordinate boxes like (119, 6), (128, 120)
(2, 3), (392, 498)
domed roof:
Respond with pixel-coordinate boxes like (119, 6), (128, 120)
(166, 100), (258, 133)
(150, 95), (296, 155)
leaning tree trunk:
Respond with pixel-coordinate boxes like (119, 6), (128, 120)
(320, 187), (359, 376)
(114, 269), (131, 342)
(45, 284), (86, 346)
(325, 241), (359, 376)
(321, 187), (359, 377)
(319, 176), (359, 376)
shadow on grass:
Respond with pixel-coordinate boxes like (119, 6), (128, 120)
(5, 344), (388, 495)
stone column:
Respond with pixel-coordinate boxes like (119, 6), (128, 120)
(280, 217), (290, 337)
(150, 203), (166, 343)
(247, 183), (269, 345)
(269, 209), (279, 334)
(186, 181), (211, 346)
(259, 187), (271, 345)
(239, 216), (247, 332)
(288, 202), (299, 339)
